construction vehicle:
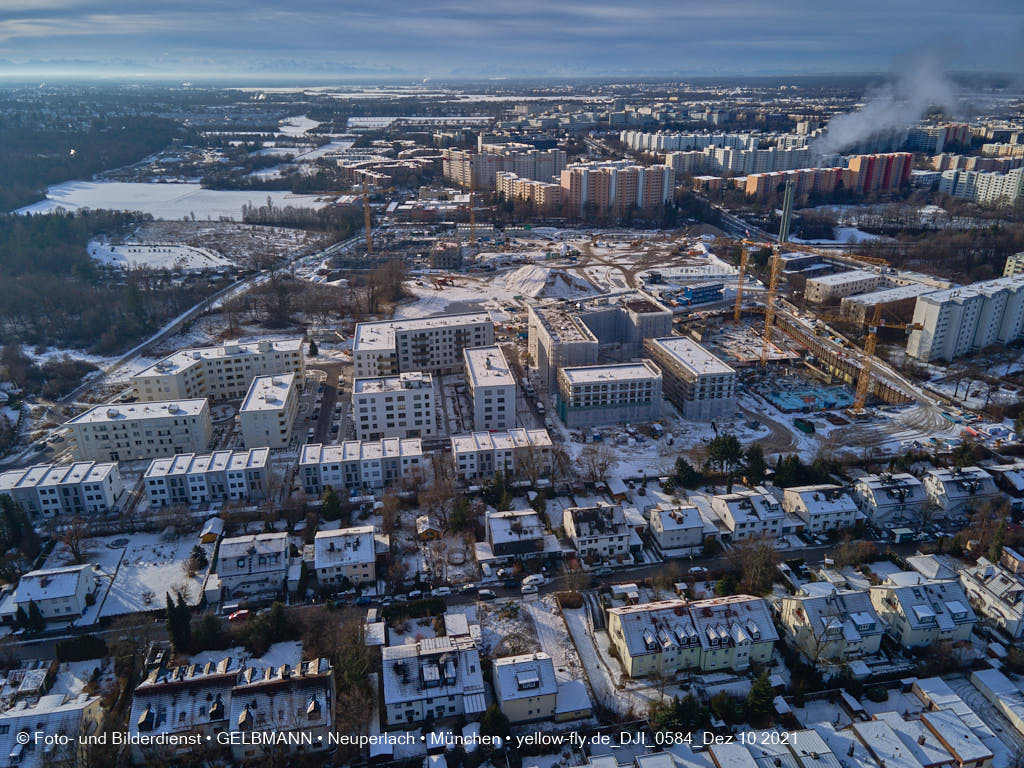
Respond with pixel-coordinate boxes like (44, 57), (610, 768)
(362, 178), (373, 255)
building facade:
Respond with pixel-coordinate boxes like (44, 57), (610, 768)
(217, 532), (290, 599)
(314, 526), (377, 586)
(239, 374), (298, 449)
(644, 336), (736, 420)
(299, 439), (423, 496)
(381, 636), (486, 726)
(67, 400), (212, 463)
(352, 372), (436, 440)
(0, 461), (125, 519)
(782, 485), (859, 533)
(450, 428), (553, 483)
(556, 361), (663, 428)
(710, 487), (784, 541)
(563, 504), (632, 561)
(922, 467), (1000, 518)
(464, 345), (516, 430)
(143, 448), (269, 508)
(805, 270), (886, 304)
(559, 161), (674, 216)
(852, 473), (928, 525)
(353, 313), (494, 378)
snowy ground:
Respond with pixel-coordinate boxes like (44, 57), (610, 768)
(189, 640), (303, 669)
(17, 181), (333, 220)
(791, 227), (882, 245)
(478, 599), (540, 656)
(89, 240), (231, 270)
(277, 116), (320, 136)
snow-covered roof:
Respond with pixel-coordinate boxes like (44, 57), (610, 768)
(219, 532), (289, 560)
(353, 371), (432, 395)
(353, 312), (492, 352)
(67, 399), (208, 424)
(784, 485), (858, 515)
(314, 526), (376, 570)
(560, 360), (661, 386)
(920, 709), (992, 763)
(486, 509), (544, 545)
(711, 486), (783, 528)
(564, 503), (628, 540)
(14, 565), (94, 605)
(872, 711), (955, 768)
(647, 336), (735, 377)
(464, 346), (514, 389)
(300, 438), (423, 465)
(651, 505), (703, 532)
(493, 652), (557, 702)
(144, 448), (269, 479)
(783, 589), (883, 644)
(239, 373), (295, 413)
(850, 720), (926, 768)
(0, 692), (99, 768)
(135, 338), (303, 378)
(871, 578), (976, 631)
(451, 428), (551, 454)
(924, 466), (997, 501)
(0, 461), (117, 491)
(807, 269), (880, 287)
(854, 473), (927, 505)
(555, 679), (591, 715)
(380, 637), (485, 708)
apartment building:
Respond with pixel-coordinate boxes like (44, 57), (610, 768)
(527, 305), (600, 391)
(852, 473), (928, 525)
(442, 146), (567, 189)
(7, 564), (98, 622)
(710, 487), (784, 541)
(67, 399), (212, 462)
(0, 691), (102, 768)
(922, 467), (1000, 518)
(314, 526), (377, 586)
(450, 428), (553, 483)
(0, 461), (125, 519)
(129, 657), (333, 765)
(648, 504), (705, 552)
(938, 167), (1024, 207)
(1005, 252), (1024, 277)
(960, 558), (1024, 639)
(782, 485), (859, 533)
(495, 171), (563, 215)
(644, 336), (736, 420)
(380, 636), (486, 726)
(239, 373), (298, 449)
(464, 345), (516, 430)
(556, 361), (662, 428)
(132, 338), (305, 403)
(805, 270), (886, 304)
(559, 161), (674, 216)
(352, 372), (436, 440)
(907, 277), (1024, 362)
(352, 313), (494, 377)
(563, 504), (632, 561)
(869, 575), (977, 648)
(840, 283), (939, 324)
(620, 130), (758, 152)
(217, 532), (290, 599)
(845, 153), (912, 194)
(606, 596), (778, 677)
(299, 439), (423, 496)
(485, 509), (546, 559)
(492, 653), (558, 724)
(143, 448), (269, 508)
(778, 588), (884, 663)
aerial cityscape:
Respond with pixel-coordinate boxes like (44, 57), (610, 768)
(2, 2), (1024, 767)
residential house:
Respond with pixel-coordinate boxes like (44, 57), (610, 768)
(959, 557), (1024, 639)
(649, 504), (704, 552)
(563, 504), (633, 562)
(1, 565), (98, 624)
(922, 467), (1000, 518)
(869, 575), (977, 648)
(380, 636), (486, 726)
(710, 487), (784, 541)
(782, 485), (859, 533)
(313, 526), (378, 587)
(217, 532), (290, 600)
(778, 587), (884, 663)
(852, 473), (927, 525)
(492, 652), (558, 724)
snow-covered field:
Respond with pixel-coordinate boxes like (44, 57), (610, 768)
(89, 240), (231, 270)
(17, 181), (332, 220)
(277, 115), (320, 136)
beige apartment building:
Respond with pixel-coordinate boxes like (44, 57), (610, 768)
(464, 345), (516, 430)
(67, 400), (212, 462)
(239, 373), (299, 449)
(352, 372), (436, 440)
(132, 338), (305, 402)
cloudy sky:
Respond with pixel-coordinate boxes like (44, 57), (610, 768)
(0, 0), (1021, 79)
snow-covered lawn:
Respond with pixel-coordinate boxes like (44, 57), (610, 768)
(89, 240), (231, 271)
(277, 116), (320, 136)
(17, 181), (333, 220)
(478, 599), (539, 656)
(189, 640), (303, 669)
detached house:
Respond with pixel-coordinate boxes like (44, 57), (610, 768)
(869, 574), (977, 648)
(778, 586), (884, 663)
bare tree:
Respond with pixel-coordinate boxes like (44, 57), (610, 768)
(60, 517), (91, 564)
(577, 443), (617, 484)
(727, 536), (779, 595)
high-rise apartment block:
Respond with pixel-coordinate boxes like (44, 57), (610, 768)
(67, 400), (212, 462)
(352, 313), (494, 377)
(464, 345), (516, 430)
(352, 372), (436, 440)
(643, 336), (736, 420)
(559, 161), (674, 216)
(238, 374), (298, 449)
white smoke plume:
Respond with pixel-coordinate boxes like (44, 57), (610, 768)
(811, 50), (959, 157)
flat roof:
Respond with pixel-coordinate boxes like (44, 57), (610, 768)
(144, 448), (269, 479)
(921, 275), (1024, 304)
(530, 305), (598, 344)
(560, 360), (661, 385)
(353, 312), (492, 352)
(451, 428), (552, 454)
(807, 269), (880, 286)
(67, 399), (208, 424)
(0, 461), (117, 491)
(464, 346), (514, 389)
(240, 373), (295, 412)
(843, 284), (937, 305)
(300, 438), (423, 464)
(135, 337), (303, 378)
(353, 371), (432, 394)
(648, 336), (735, 376)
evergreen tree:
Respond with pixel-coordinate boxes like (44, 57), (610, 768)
(188, 545), (209, 572)
(165, 593), (191, 651)
(746, 669), (775, 725)
(744, 444), (768, 485)
(27, 600), (45, 632)
(308, 339), (318, 356)
(322, 486), (342, 520)
(14, 605), (27, 630)
(480, 703), (511, 739)
(674, 457), (702, 489)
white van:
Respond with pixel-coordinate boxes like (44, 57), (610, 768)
(522, 574), (546, 588)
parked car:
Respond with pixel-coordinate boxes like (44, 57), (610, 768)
(593, 567), (613, 577)
(522, 574), (546, 588)
(459, 583), (477, 593)
(355, 596), (372, 606)
(521, 584), (539, 595)
(406, 590), (423, 601)
(478, 589), (497, 601)
(228, 610), (251, 622)
(431, 587), (452, 597)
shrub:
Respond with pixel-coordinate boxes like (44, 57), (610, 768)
(556, 591), (583, 609)
(56, 634), (108, 662)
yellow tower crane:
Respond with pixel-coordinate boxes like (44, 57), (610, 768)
(852, 304), (882, 413)
(362, 178), (373, 255)
(760, 249), (783, 366)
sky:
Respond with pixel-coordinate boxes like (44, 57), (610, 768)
(0, 0), (1021, 80)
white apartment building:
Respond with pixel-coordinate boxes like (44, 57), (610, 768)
(143, 448), (269, 508)
(450, 428), (553, 483)
(6, 564), (98, 622)
(352, 372), (436, 440)
(0, 461), (124, 519)
(67, 399), (212, 463)
(644, 336), (736, 420)
(299, 439), (423, 496)
(314, 526), (377, 586)
(606, 596), (778, 677)
(938, 166), (1024, 206)
(464, 345), (516, 430)
(960, 558), (1024, 639)
(352, 313), (494, 377)
(381, 636), (487, 726)
(710, 486), (784, 541)
(1005, 252), (1024, 277)
(0, 691), (102, 768)
(778, 588), (884, 663)
(869, 575), (977, 648)
(906, 276), (1024, 362)
(782, 484), (859, 533)
(852, 473), (928, 525)
(563, 504), (632, 562)
(556, 361), (663, 428)
(239, 373), (298, 449)
(132, 338), (305, 403)
(648, 504), (705, 552)
(923, 467), (1000, 517)
(217, 532), (290, 599)
(805, 270), (886, 303)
